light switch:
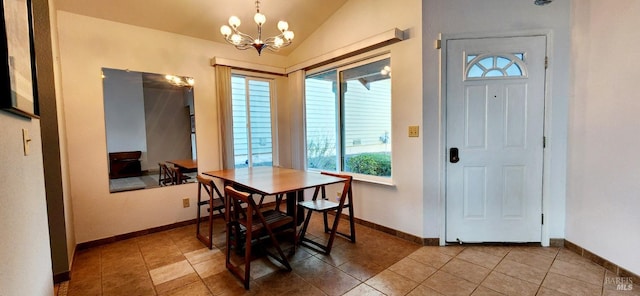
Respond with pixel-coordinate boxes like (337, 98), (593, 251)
(408, 125), (419, 137)
(22, 129), (32, 156)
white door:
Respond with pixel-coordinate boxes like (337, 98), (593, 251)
(445, 36), (546, 243)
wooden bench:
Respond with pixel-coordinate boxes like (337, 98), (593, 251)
(108, 151), (142, 179)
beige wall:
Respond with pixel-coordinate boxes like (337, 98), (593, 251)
(56, 11), (287, 243)
(0, 116), (53, 295)
(568, 0), (640, 274)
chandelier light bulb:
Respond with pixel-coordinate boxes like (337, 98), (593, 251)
(274, 37), (284, 47)
(231, 34), (242, 45)
(165, 74), (194, 88)
(381, 66), (391, 76)
(277, 21), (288, 32)
(228, 16), (241, 28)
(220, 25), (232, 37)
(254, 13), (266, 25)
(283, 30), (294, 41)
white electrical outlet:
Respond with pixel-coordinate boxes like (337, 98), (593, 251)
(182, 198), (190, 208)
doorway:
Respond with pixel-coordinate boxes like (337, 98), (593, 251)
(445, 36), (547, 243)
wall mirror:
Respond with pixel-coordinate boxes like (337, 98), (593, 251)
(102, 68), (197, 193)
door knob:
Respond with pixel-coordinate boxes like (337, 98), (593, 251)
(449, 147), (460, 163)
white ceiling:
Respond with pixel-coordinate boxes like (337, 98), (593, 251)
(53, 0), (349, 56)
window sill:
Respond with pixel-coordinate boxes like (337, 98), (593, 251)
(307, 169), (396, 187)
(352, 175), (396, 187)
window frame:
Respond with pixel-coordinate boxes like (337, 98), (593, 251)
(231, 71), (279, 168)
(304, 53), (393, 184)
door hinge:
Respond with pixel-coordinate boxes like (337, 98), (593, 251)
(543, 136), (546, 148)
(545, 56), (549, 69)
(435, 39), (442, 49)
(541, 213), (544, 225)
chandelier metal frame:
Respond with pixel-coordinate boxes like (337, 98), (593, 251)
(220, 0), (294, 55)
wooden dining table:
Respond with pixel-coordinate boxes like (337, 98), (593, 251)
(202, 167), (346, 225)
(166, 159), (198, 172)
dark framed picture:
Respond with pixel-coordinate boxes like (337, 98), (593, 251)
(1, 0), (39, 119)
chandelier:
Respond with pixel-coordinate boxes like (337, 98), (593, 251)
(380, 66), (392, 77)
(165, 75), (195, 88)
(219, 0), (294, 55)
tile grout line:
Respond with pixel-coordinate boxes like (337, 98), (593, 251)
(175, 229), (220, 296)
(469, 246), (510, 295)
(100, 246), (104, 296)
(289, 251), (342, 295)
(548, 249), (611, 295)
(451, 246), (564, 295)
(420, 247), (467, 295)
(534, 248), (561, 296)
(601, 269), (606, 296)
(138, 238), (162, 296)
(300, 233), (413, 295)
(401, 247), (456, 296)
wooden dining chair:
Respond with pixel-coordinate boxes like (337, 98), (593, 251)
(159, 162), (191, 186)
(196, 175), (225, 249)
(297, 172), (356, 254)
(224, 186), (293, 290)
(174, 167), (192, 184)
(158, 163), (174, 186)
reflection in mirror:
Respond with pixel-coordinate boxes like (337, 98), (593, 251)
(102, 68), (197, 193)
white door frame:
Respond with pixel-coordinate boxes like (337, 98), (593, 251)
(439, 30), (554, 246)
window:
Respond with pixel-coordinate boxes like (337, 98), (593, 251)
(466, 53), (527, 79)
(231, 75), (275, 168)
(305, 56), (392, 178)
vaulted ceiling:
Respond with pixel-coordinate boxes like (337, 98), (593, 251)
(54, 0), (349, 56)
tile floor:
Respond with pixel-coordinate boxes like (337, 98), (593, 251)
(109, 172), (198, 193)
(60, 215), (638, 296)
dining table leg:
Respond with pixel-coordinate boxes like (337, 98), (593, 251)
(285, 190), (305, 247)
(285, 190), (306, 226)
